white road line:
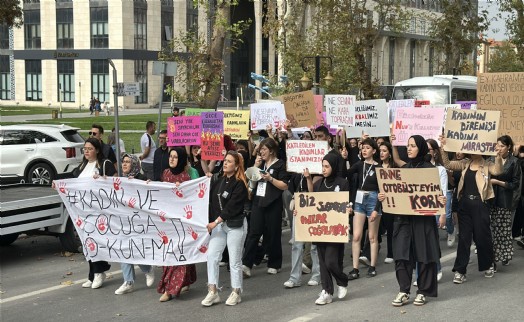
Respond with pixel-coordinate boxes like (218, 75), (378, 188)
(288, 313), (322, 322)
(0, 270), (122, 304)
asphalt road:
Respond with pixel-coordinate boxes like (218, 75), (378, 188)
(1, 229), (523, 322)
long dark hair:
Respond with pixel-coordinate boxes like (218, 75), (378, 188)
(83, 137), (104, 164)
(426, 139), (443, 166)
(379, 142), (398, 168)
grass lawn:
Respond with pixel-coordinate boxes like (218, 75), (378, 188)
(0, 106), (82, 116)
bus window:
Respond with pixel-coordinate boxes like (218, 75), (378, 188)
(392, 85), (449, 105)
(451, 88), (476, 103)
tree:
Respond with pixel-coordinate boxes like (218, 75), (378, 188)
(488, 41), (524, 71)
(0, 0), (23, 28)
(496, 0), (524, 63)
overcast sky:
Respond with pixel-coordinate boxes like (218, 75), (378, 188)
(479, 0), (509, 40)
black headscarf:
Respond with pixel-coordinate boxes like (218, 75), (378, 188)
(409, 135), (430, 165)
(323, 152), (340, 186)
(169, 147), (188, 175)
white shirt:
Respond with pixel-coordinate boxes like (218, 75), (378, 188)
(140, 133), (156, 164)
(79, 161), (97, 178)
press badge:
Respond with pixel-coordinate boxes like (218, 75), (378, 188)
(356, 190), (365, 203)
(269, 169), (274, 175)
(334, 185), (340, 192)
(222, 191), (229, 198)
(256, 182), (267, 197)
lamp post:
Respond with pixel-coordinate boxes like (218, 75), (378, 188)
(300, 55), (334, 94)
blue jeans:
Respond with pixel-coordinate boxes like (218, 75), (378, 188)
(120, 263), (151, 283)
(445, 190), (454, 235)
(354, 191), (381, 217)
(289, 217), (320, 284)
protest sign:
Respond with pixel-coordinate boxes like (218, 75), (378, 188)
(392, 108), (444, 146)
(345, 99), (389, 138)
(444, 109), (500, 155)
(387, 99), (415, 123)
(286, 140), (329, 174)
(423, 104), (462, 127)
(185, 108), (205, 116)
(314, 95), (324, 123)
(415, 100), (430, 107)
(279, 91), (317, 128)
(320, 112), (339, 135)
(250, 102), (287, 130)
(167, 116), (201, 146)
(223, 110), (250, 140)
(325, 95), (356, 126)
(377, 168), (445, 216)
(294, 192), (350, 242)
(455, 101), (477, 109)
(54, 176), (211, 266)
(477, 72), (524, 144)
(201, 111), (224, 160)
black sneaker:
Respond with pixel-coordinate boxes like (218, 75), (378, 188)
(347, 268), (359, 280)
(517, 239), (524, 249)
(367, 266), (377, 278)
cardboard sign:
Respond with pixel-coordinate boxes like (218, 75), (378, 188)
(294, 192), (350, 242)
(250, 102), (287, 130)
(286, 140), (329, 174)
(223, 110), (250, 140)
(392, 108), (445, 146)
(279, 90), (317, 128)
(54, 176), (211, 266)
(377, 168), (445, 216)
(185, 108), (205, 116)
(477, 72), (524, 144)
(325, 95), (356, 126)
(444, 109), (500, 155)
(167, 116), (202, 146)
(345, 99), (389, 138)
(201, 111), (224, 161)
(387, 99), (415, 123)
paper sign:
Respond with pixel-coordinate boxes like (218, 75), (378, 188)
(388, 99), (415, 123)
(167, 116), (202, 146)
(377, 168), (445, 216)
(415, 100), (430, 107)
(201, 111), (224, 161)
(444, 109), (500, 155)
(286, 140), (329, 174)
(392, 108), (444, 146)
(455, 101), (477, 109)
(185, 108), (205, 116)
(314, 95), (324, 123)
(321, 112), (339, 135)
(279, 90), (317, 128)
(423, 104), (462, 127)
(325, 95), (356, 126)
(345, 99), (389, 138)
(224, 110), (250, 140)
(250, 102), (287, 130)
(294, 192), (350, 242)
(54, 176), (211, 266)
(477, 72), (524, 144)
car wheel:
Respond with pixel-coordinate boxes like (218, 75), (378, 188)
(59, 218), (82, 253)
(0, 233), (20, 246)
(27, 163), (54, 185)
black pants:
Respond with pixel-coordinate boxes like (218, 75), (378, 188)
(243, 198), (283, 269)
(396, 260), (437, 297)
(453, 198), (494, 274)
(512, 198), (524, 238)
(382, 212), (394, 258)
(88, 260), (111, 281)
(317, 243), (348, 295)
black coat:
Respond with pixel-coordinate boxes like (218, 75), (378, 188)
(489, 154), (522, 210)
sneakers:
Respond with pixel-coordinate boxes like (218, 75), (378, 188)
(484, 267), (495, 278)
(284, 280), (301, 288)
(91, 273), (106, 289)
(391, 292), (410, 307)
(367, 266), (377, 278)
(447, 233), (456, 247)
(82, 280), (93, 288)
(437, 270), (443, 282)
(359, 256), (370, 266)
(267, 268), (281, 275)
(225, 291), (241, 306)
(201, 290), (221, 307)
(219, 261), (227, 267)
(307, 279), (319, 286)
(413, 294), (426, 306)
(384, 257), (394, 264)
(145, 269), (155, 287)
(242, 265), (251, 278)
(347, 268), (360, 280)
(502, 260), (510, 266)
(337, 285), (348, 299)
(115, 282), (134, 295)
(517, 239), (524, 249)
(453, 272), (466, 284)
(315, 290), (333, 305)
(302, 263), (312, 274)
(413, 280), (418, 287)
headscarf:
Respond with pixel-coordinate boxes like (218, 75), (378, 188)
(409, 135), (430, 165)
(322, 152), (340, 186)
(122, 153), (141, 177)
(169, 147), (188, 175)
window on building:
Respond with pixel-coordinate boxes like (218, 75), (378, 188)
(134, 7), (147, 50)
(90, 7), (108, 48)
(91, 60), (109, 103)
(135, 60), (148, 104)
(409, 40), (416, 78)
(25, 60), (42, 101)
(0, 55), (10, 100)
(58, 60), (75, 102)
(161, 7), (174, 48)
(24, 10), (41, 49)
(187, 0), (198, 33)
(429, 46), (434, 76)
(388, 38), (395, 85)
(56, 8), (74, 49)
(0, 23), (9, 49)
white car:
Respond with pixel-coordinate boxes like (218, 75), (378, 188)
(0, 124), (84, 184)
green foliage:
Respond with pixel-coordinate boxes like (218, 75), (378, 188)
(0, 0), (23, 28)
(495, 0), (524, 62)
(488, 41), (524, 72)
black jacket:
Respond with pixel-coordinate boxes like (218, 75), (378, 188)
(489, 154), (522, 210)
(209, 175), (248, 222)
(153, 147), (170, 181)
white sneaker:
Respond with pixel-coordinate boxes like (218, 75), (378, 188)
(91, 273), (106, 289)
(447, 233), (456, 247)
(82, 280), (92, 288)
(307, 279), (319, 286)
(201, 290), (220, 307)
(437, 270), (443, 282)
(359, 256), (370, 266)
(219, 261), (227, 267)
(384, 257), (394, 264)
(413, 280), (418, 286)
(225, 291), (241, 306)
(302, 263), (312, 274)
(284, 280), (301, 288)
(337, 285), (348, 299)
(242, 265), (251, 278)
(267, 268), (281, 275)
(115, 282), (134, 295)
(315, 290), (333, 305)
(145, 269), (155, 287)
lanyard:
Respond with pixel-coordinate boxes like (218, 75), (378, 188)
(263, 158), (278, 172)
(361, 162), (374, 189)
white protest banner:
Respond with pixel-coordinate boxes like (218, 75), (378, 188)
(422, 104), (461, 127)
(377, 168), (445, 216)
(345, 99), (389, 138)
(444, 109), (500, 155)
(250, 102), (287, 130)
(325, 95), (356, 126)
(387, 99), (415, 123)
(286, 140), (328, 174)
(294, 192), (350, 242)
(54, 176), (211, 266)
(392, 107), (445, 146)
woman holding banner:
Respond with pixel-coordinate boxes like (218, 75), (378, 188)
(157, 147), (199, 302)
(377, 142), (397, 264)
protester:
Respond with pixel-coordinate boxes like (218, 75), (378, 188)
(377, 142), (397, 264)
(153, 130), (170, 181)
(90, 124), (117, 164)
(107, 127), (126, 154)
(514, 146), (524, 247)
(202, 151), (249, 307)
(188, 145), (206, 177)
(139, 121), (157, 180)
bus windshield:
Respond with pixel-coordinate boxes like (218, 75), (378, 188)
(392, 85), (449, 105)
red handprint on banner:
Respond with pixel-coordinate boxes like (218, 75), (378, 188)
(113, 177), (121, 190)
(97, 217), (107, 232)
(197, 182), (207, 198)
(158, 231), (169, 244)
(75, 216), (83, 228)
(198, 243), (208, 253)
(58, 182), (67, 194)
(183, 205), (193, 219)
(187, 226), (198, 240)
(128, 197), (136, 208)
(87, 239), (96, 251)
(172, 187), (184, 198)
(158, 211), (167, 222)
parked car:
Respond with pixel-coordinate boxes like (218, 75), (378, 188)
(0, 124), (84, 185)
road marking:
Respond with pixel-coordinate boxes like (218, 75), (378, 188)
(0, 270), (122, 304)
(288, 313), (322, 322)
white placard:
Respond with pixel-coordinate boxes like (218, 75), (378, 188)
(250, 102), (287, 130)
(345, 99), (389, 138)
(325, 95), (356, 126)
(286, 140), (329, 174)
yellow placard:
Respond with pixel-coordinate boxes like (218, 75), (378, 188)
(223, 110), (250, 140)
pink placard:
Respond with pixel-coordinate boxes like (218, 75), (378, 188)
(392, 108), (445, 146)
(167, 116), (202, 147)
(314, 95), (324, 123)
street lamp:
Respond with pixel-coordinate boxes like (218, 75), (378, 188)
(301, 55), (334, 94)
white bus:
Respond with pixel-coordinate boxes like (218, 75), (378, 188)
(391, 75), (477, 104)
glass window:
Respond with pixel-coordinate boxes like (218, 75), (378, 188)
(91, 59), (109, 103)
(186, 0), (198, 33)
(24, 10), (41, 49)
(58, 60), (75, 102)
(90, 7), (108, 48)
(409, 40), (416, 78)
(25, 60), (42, 101)
(0, 23), (9, 49)
(388, 38), (395, 85)
(429, 46), (434, 76)
(0, 55), (10, 100)
(161, 7), (173, 48)
(134, 60), (148, 103)
(134, 7), (147, 50)
(56, 8), (74, 49)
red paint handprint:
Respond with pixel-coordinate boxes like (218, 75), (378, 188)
(198, 243), (208, 253)
(87, 239), (96, 251)
(172, 187), (184, 198)
(187, 226), (198, 240)
(158, 231), (169, 244)
(75, 216), (83, 227)
(158, 211), (166, 222)
(113, 178), (121, 190)
(58, 182), (67, 194)
(128, 197), (136, 208)
(197, 183), (207, 198)
(97, 217), (107, 232)
(183, 205), (193, 219)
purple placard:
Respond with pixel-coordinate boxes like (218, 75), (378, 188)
(455, 101), (477, 109)
(201, 111), (224, 160)
(167, 116), (202, 146)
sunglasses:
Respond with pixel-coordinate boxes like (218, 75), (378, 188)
(89, 131), (99, 136)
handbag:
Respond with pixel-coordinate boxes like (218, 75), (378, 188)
(217, 179), (245, 228)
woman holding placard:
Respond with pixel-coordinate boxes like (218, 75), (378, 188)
(377, 142), (397, 264)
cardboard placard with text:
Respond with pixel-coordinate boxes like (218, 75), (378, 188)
(223, 110), (250, 140)
(392, 108), (444, 146)
(279, 91), (317, 128)
(325, 95), (356, 126)
(201, 111), (224, 161)
(250, 102), (287, 130)
(167, 116), (202, 146)
(286, 140), (329, 174)
(387, 99), (415, 123)
(345, 99), (389, 138)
